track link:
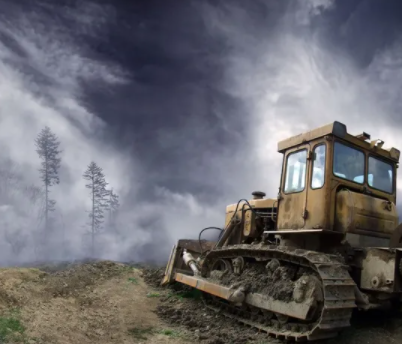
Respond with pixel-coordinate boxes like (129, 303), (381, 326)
(200, 244), (356, 341)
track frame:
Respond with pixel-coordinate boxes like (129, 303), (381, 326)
(179, 244), (357, 341)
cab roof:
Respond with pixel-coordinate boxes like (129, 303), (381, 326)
(277, 121), (400, 163)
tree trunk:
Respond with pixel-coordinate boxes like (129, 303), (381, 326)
(45, 184), (48, 232)
(109, 189), (112, 229)
(91, 178), (95, 258)
(45, 154), (48, 233)
(44, 154), (49, 261)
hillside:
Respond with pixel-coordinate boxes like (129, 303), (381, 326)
(0, 261), (188, 344)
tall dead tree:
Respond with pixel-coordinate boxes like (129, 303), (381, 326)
(35, 126), (61, 233)
(83, 161), (109, 257)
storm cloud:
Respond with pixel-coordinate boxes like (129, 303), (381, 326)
(0, 0), (401, 264)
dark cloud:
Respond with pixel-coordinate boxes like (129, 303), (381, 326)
(1, 0), (402, 263)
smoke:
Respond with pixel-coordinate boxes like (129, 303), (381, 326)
(0, 0), (228, 265)
(1, 0), (402, 265)
(0, 1), (132, 263)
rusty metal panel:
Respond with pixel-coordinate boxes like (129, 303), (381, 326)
(305, 186), (327, 230)
(243, 210), (255, 236)
(359, 248), (396, 292)
(277, 193), (307, 229)
(334, 190), (398, 238)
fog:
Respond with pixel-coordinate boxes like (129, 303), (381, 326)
(0, 0), (401, 265)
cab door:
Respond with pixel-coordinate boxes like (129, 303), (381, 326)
(277, 145), (311, 229)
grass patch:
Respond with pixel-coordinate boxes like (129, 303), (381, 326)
(127, 277), (138, 284)
(146, 292), (160, 298)
(129, 327), (182, 340)
(0, 308), (29, 343)
(167, 289), (202, 300)
(158, 329), (181, 337)
(128, 326), (154, 340)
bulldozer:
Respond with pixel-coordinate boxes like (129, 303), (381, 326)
(161, 121), (402, 341)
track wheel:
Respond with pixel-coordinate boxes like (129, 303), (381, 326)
(276, 314), (289, 325)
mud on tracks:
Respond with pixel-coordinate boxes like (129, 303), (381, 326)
(145, 267), (281, 343)
(146, 267), (402, 344)
(210, 260), (307, 302)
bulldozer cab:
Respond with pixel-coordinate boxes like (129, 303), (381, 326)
(276, 121), (400, 243)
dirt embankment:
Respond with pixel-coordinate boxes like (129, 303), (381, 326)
(0, 261), (189, 344)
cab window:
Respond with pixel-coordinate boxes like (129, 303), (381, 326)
(368, 156), (393, 193)
(311, 144), (326, 189)
(333, 142), (365, 184)
(284, 150), (307, 193)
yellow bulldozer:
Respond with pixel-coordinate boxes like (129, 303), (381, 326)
(161, 121), (402, 341)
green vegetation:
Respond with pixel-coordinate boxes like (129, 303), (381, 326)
(127, 277), (138, 284)
(158, 329), (182, 337)
(146, 292), (160, 298)
(167, 288), (202, 300)
(0, 308), (38, 343)
(128, 326), (183, 340)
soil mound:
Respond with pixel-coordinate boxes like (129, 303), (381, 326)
(0, 261), (188, 344)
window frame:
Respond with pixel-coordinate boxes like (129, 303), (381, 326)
(283, 148), (308, 195)
(367, 154), (395, 195)
(310, 143), (326, 190)
(332, 140), (366, 186)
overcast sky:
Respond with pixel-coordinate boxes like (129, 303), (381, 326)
(1, 0), (402, 263)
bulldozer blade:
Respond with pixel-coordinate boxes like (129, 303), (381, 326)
(161, 239), (216, 286)
(161, 244), (178, 286)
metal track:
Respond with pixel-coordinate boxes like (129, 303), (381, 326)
(199, 244), (356, 341)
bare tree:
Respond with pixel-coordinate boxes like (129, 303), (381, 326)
(35, 126), (62, 233)
(83, 162), (109, 257)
